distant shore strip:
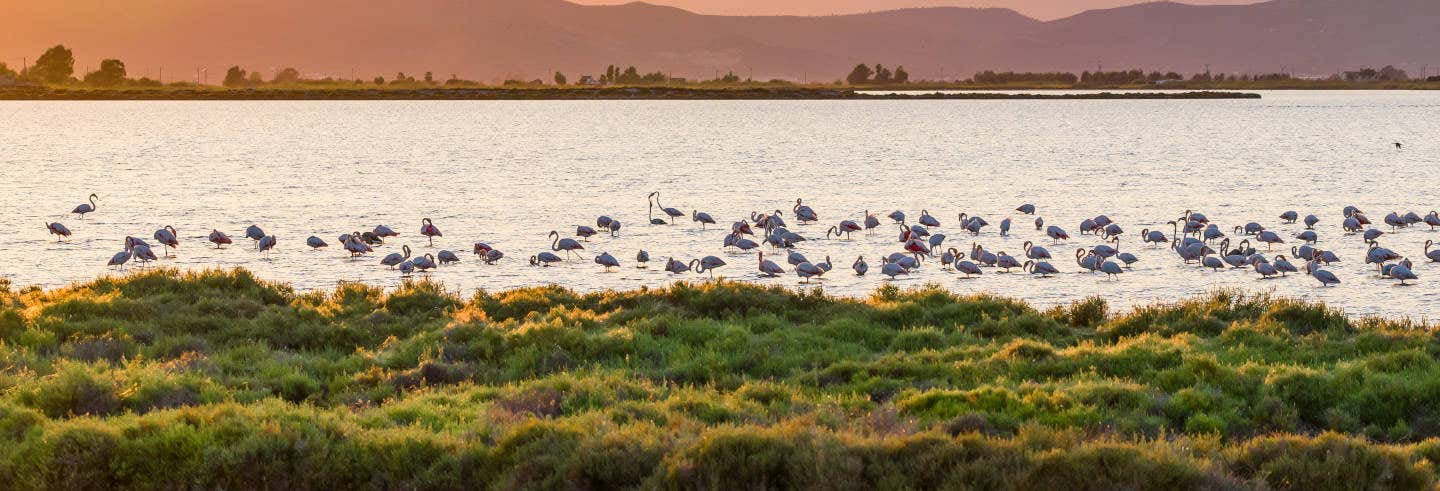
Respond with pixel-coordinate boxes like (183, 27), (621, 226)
(0, 87), (1260, 101)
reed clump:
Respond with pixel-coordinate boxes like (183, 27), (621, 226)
(0, 268), (1436, 489)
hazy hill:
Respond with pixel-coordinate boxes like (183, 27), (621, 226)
(1, 0), (1433, 82)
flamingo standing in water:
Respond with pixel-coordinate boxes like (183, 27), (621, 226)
(306, 236), (329, 249)
(692, 211), (717, 230)
(373, 225), (399, 238)
(72, 194), (98, 218)
(257, 235), (277, 259)
(635, 250), (651, 268)
(852, 256), (868, 276)
(437, 250), (460, 265)
(691, 256), (727, 278)
(649, 192), (684, 224)
(793, 199), (818, 224)
(595, 252), (621, 270)
(154, 226), (180, 257)
(208, 230), (233, 249)
(46, 222), (72, 241)
(420, 218), (442, 246)
(381, 245), (412, 268)
(757, 252), (785, 277)
(549, 230), (585, 258)
(1426, 241), (1440, 263)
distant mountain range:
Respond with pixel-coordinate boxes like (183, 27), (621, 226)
(2, 0), (1435, 82)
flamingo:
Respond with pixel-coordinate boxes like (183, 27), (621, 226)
(648, 192), (685, 224)
(940, 248), (957, 270)
(664, 257), (691, 274)
(437, 250), (460, 265)
(1141, 228), (1168, 245)
(691, 256), (726, 278)
(1016, 204), (1036, 215)
(381, 245), (412, 268)
(1426, 241), (1440, 263)
(732, 220), (755, 236)
(355, 230), (384, 246)
(636, 250), (651, 268)
(918, 210), (941, 228)
(306, 236), (328, 249)
(999, 218), (1011, 237)
(792, 199), (818, 224)
(955, 260), (982, 278)
(343, 234), (372, 257)
(208, 230), (233, 249)
(828, 220), (863, 240)
(795, 261), (825, 283)
(879, 257), (909, 279)
(257, 235), (277, 258)
(1279, 211), (1299, 223)
(1099, 260), (1125, 279)
(996, 252), (1022, 272)
(1304, 215), (1320, 229)
(852, 256), (869, 276)
(595, 252), (621, 270)
(1034, 217), (1044, 231)
(129, 239), (158, 266)
(1307, 259), (1341, 286)
(1046, 226), (1069, 243)
(373, 225), (399, 238)
(1424, 212), (1440, 231)
(1024, 260), (1059, 277)
(72, 194), (98, 218)
(1024, 241), (1052, 260)
(530, 252), (562, 267)
(1201, 254), (1224, 271)
(1256, 230), (1285, 250)
(398, 260), (415, 277)
(608, 219), (622, 237)
(245, 225), (266, 242)
(46, 222), (72, 241)
(1294, 230), (1318, 244)
(1389, 262), (1419, 285)
(597, 216), (614, 230)
(1364, 228), (1385, 242)
(147, 226), (179, 257)
(757, 252), (785, 277)
(419, 218), (442, 246)
(413, 254), (438, 272)
(887, 210), (906, 224)
(471, 242), (496, 259)
(693, 211), (717, 230)
(575, 226), (598, 241)
(1076, 249), (1101, 272)
(1273, 255), (1298, 276)
(863, 211), (881, 234)
(1383, 212), (1407, 231)
(108, 248), (132, 270)
(1250, 256), (1280, 279)
(549, 230), (585, 258)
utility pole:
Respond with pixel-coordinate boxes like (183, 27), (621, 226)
(159, 67), (163, 84)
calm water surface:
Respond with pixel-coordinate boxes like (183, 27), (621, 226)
(3, 91), (1438, 320)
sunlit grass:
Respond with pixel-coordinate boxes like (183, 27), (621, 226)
(0, 268), (1437, 488)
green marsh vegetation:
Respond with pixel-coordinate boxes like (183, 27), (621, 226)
(2, 268), (1439, 489)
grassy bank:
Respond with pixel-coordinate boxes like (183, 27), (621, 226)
(0, 86), (1260, 101)
(1, 269), (1438, 489)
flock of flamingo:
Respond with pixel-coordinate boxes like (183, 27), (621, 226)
(42, 191), (1440, 287)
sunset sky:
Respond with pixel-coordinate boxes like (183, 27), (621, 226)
(571, 0), (1257, 20)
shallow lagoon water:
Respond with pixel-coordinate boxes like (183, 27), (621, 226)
(3, 91), (1438, 319)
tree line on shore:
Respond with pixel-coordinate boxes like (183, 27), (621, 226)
(2, 44), (1433, 90)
